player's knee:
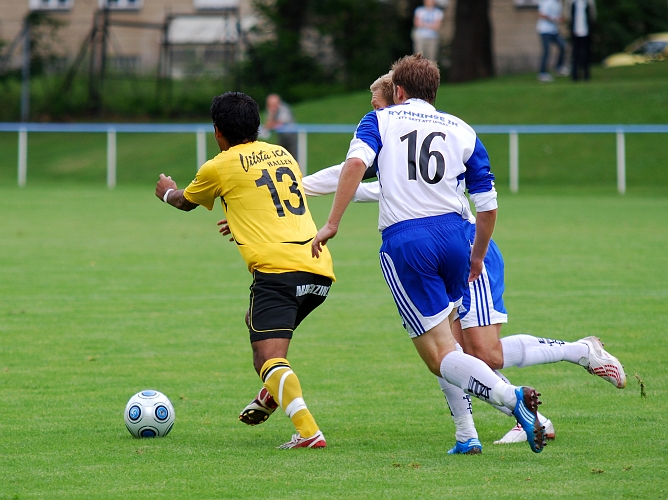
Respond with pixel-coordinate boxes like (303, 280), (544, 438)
(465, 344), (504, 370)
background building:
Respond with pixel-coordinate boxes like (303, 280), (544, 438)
(0, 0), (255, 77)
(0, 0), (551, 78)
(439, 0), (547, 74)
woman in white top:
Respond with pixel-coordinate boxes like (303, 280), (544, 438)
(412, 0), (445, 62)
(536, 0), (568, 81)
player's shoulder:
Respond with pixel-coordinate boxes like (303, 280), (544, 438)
(225, 141), (286, 167)
(433, 109), (477, 136)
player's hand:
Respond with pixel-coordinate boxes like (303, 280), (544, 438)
(216, 219), (234, 242)
(468, 258), (483, 283)
(156, 173), (178, 201)
(311, 223), (338, 258)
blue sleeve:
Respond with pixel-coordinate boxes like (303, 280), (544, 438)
(464, 137), (495, 194)
(354, 111), (382, 155)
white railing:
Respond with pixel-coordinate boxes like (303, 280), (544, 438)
(2, 122), (667, 193)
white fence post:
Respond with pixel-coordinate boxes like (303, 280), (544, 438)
(18, 127), (27, 187)
(196, 128), (206, 170)
(616, 129), (626, 195)
(509, 130), (519, 193)
(107, 127), (116, 189)
(298, 130), (307, 175)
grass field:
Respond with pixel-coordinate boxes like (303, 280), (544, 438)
(1, 62), (667, 498)
(1, 185), (667, 499)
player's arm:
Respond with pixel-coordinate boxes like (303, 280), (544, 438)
(354, 181), (380, 203)
(303, 162), (380, 203)
(311, 111), (381, 257)
(155, 174), (198, 211)
(463, 136), (498, 282)
(302, 163), (345, 197)
(311, 157), (367, 257)
(469, 209), (496, 282)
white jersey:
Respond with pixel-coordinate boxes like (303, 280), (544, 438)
(302, 162), (380, 203)
(537, 0), (562, 34)
(346, 99), (496, 231)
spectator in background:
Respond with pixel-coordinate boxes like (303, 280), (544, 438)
(264, 94), (298, 158)
(412, 0), (445, 63)
(566, 0), (596, 81)
(536, 0), (569, 82)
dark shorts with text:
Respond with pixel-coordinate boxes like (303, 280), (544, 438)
(247, 270), (332, 342)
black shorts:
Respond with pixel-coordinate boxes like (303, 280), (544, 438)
(247, 270), (332, 342)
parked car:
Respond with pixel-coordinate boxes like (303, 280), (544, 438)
(602, 33), (668, 68)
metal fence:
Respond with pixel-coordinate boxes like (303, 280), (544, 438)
(2, 122), (667, 193)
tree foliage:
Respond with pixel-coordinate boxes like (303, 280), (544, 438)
(236, 0), (413, 104)
(311, 0), (411, 89)
(236, 0), (327, 104)
(593, 0), (668, 61)
(449, 0), (493, 82)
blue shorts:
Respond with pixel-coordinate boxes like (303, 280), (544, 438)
(379, 214), (470, 338)
(456, 223), (508, 329)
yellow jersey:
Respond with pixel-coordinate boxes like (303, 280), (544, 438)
(183, 141), (335, 280)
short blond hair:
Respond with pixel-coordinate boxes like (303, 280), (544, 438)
(370, 71), (394, 107)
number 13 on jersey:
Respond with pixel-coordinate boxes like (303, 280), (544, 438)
(255, 167), (306, 217)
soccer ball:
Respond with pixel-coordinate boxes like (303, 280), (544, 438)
(124, 390), (175, 438)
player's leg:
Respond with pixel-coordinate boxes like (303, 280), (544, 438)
(240, 271), (329, 448)
(379, 219), (546, 453)
(457, 236), (551, 434)
(458, 234), (556, 440)
(462, 233), (625, 386)
(437, 371), (482, 454)
(500, 334), (626, 388)
(413, 319), (547, 453)
(456, 236), (508, 371)
(239, 309), (280, 426)
(440, 320), (481, 454)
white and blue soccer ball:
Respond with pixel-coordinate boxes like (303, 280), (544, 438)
(124, 390), (175, 438)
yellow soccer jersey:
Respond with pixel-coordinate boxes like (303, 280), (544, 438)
(183, 141), (335, 280)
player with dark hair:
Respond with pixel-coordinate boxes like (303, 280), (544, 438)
(312, 54), (549, 454)
(155, 91), (334, 449)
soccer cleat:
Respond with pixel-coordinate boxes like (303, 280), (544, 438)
(511, 387), (546, 453)
(277, 430), (326, 449)
(494, 419), (555, 445)
(239, 388), (278, 426)
(577, 336), (626, 389)
(447, 438), (483, 455)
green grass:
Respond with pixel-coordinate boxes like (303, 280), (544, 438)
(1, 185), (667, 498)
(0, 63), (667, 497)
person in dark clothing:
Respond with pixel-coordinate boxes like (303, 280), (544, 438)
(566, 0), (597, 81)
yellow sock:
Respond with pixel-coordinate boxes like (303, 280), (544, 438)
(261, 358), (319, 438)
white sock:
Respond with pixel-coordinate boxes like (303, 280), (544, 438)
(493, 370), (551, 425)
(490, 370), (513, 417)
(437, 376), (478, 442)
(440, 350), (517, 411)
(501, 334), (589, 369)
